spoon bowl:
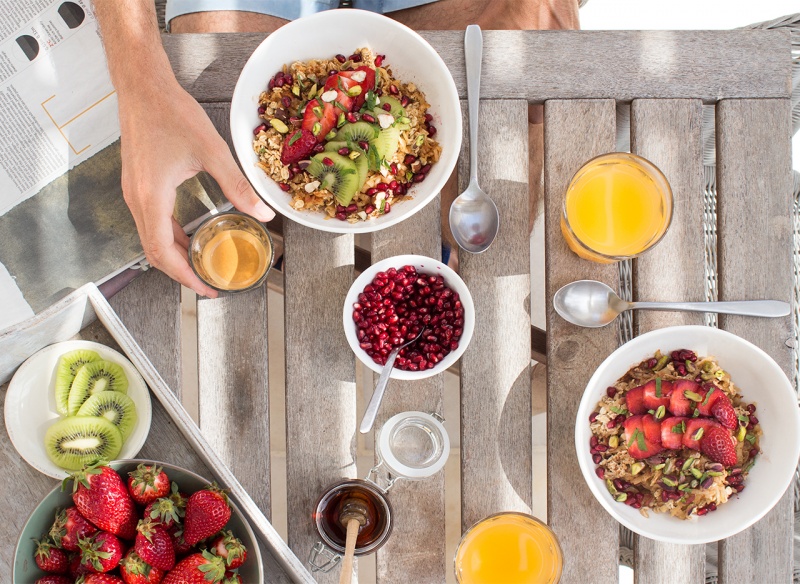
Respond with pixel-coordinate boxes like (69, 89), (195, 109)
(554, 280), (790, 328)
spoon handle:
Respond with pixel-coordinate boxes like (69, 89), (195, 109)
(465, 25), (482, 186)
(631, 300), (790, 318)
(359, 348), (401, 434)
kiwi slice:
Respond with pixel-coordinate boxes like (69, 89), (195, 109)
(54, 349), (101, 416)
(372, 96), (406, 121)
(67, 360), (129, 416)
(44, 416), (123, 471)
(371, 126), (401, 165)
(324, 142), (368, 191)
(337, 121), (379, 143)
(77, 391), (137, 441)
(307, 152), (360, 206)
(352, 152), (368, 192)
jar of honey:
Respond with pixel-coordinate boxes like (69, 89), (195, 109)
(308, 411), (450, 573)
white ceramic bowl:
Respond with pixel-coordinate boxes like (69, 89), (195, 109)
(343, 255), (474, 380)
(5, 340), (152, 479)
(575, 326), (800, 544)
(230, 9), (461, 233)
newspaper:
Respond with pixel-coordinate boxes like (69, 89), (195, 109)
(0, 0), (224, 331)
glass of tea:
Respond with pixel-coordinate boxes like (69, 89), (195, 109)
(454, 512), (563, 584)
(560, 152), (673, 263)
(189, 211), (274, 292)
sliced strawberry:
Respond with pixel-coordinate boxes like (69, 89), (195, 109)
(660, 416), (688, 450)
(642, 378), (673, 411)
(280, 129), (316, 165)
(624, 386), (647, 415)
(623, 414), (663, 459)
(695, 384), (725, 416)
(683, 418), (720, 451)
(699, 426), (738, 467)
(669, 380), (701, 416)
(302, 98), (337, 143)
(340, 66), (377, 110)
(711, 398), (738, 430)
(323, 74), (355, 111)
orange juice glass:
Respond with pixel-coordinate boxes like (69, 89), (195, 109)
(561, 152), (672, 263)
(455, 512), (562, 584)
(189, 211), (274, 293)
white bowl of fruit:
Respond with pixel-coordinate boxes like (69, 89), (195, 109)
(230, 9), (461, 233)
(343, 254), (475, 380)
(14, 460), (263, 583)
(575, 326), (800, 544)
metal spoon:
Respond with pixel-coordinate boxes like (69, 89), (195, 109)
(359, 328), (426, 434)
(448, 25), (499, 254)
(554, 280), (790, 328)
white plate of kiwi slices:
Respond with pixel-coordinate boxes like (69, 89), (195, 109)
(4, 340), (152, 479)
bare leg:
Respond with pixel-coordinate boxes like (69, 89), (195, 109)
(170, 10), (287, 33)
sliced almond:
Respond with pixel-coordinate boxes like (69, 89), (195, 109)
(320, 90), (337, 103)
(377, 114), (394, 129)
(304, 180), (321, 193)
(350, 71), (367, 83)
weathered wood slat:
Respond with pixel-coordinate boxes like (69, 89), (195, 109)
(630, 99), (706, 583)
(715, 98), (794, 584)
(459, 100), (531, 530)
(370, 195), (446, 583)
(163, 30), (791, 104)
(283, 225), (356, 583)
(544, 99), (619, 583)
(197, 286), (272, 515)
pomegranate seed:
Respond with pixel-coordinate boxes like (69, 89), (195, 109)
(696, 507), (709, 516)
(695, 376), (703, 383)
(389, 84), (399, 95)
(279, 183), (290, 192)
(384, 203), (391, 213)
(362, 113), (376, 123)
(365, 205), (375, 214)
(413, 173), (426, 183)
(427, 125), (437, 137)
(275, 77), (285, 88)
(257, 105), (266, 115)
(336, 212), (347, 221)
(376, 88), (383, 96)
(367, 188), (378, 196)
(268, 78), (276, 90)
(375, 54), (385, 66)
(376, 183), (388, 191)
(746, 404), (756, 414)
(595, 467), (605, 479)
(589, 412), (598, 423)
(420, 164), (432, 174)
(749, 448), (758, 458)
(606, 386), (617, 398)
(253, 124), (266, 135)
(424, 113), (433, 123)
(346, 204), (358, 213)
(313, 143), (325, 153)
(396, 184), (406, 195)
(281, 96), (292, 108)
(749, 416), (759, 426)
(322, 157), (333, 166)
(646, 357), (657, 368)
(335, 54), (346, 63)
(390, 165), (398, 176)
(401, 96), (410, 107)
(590, 436), (598, 448)
(404, 154), (416, 165)
(595, 444), (609, 453)
(338, 147), (350, 156)
(284, 74), (293, 85)
(676, 363), (687, 376)
(350, 53), (363, 62)
(346, 112), (359, 123)
(358, 140), (370, 151)
(607, 419), (616, 429)
(382, 102), (392, 111)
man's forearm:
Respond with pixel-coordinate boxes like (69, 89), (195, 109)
(94, 0), (176, 94)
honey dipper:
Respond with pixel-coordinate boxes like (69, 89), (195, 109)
(338, 496), (369, 584)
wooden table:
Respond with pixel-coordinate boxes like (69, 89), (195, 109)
(2, 29), (796, 583)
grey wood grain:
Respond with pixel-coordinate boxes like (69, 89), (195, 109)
(544, 99), (619, 583)
(162, 30), (791, 104)
(370, 195), (446, 583)
(109, 268), (182, 395)
(715, 98), (795, 584)
(630, 99), (706, 583)
(458, 100), (532, 530)
(283, 224), (356, 583)
(197, 285), (272, 516)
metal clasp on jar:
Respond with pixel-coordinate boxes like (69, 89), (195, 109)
(308, 542), (341, 573)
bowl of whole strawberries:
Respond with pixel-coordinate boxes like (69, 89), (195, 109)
(343, 254), (475, 380)
(575, 326), (800, 544)
(14, 460), (263, 584)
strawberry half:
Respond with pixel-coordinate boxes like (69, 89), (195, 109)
(683, 418), (721, 450)
(163, 551), (227, 584)
(660, 416), (688, 450)
(119, 549), (165, 584)
(34, 538), (69, 574)
(340, 66), (377, 110)
(323, 73), (355, 111)
(183, 485), (232, 546)
(210, 529), (247, 570)
(35, 576), (73, 584)
(128, 463), (170, 506)
(623, 414), (663, 459)
(711, 398), (738, 430)
(669, 380), (701, 417)
(642, 378), (673, 411)
(135, 519), (175, 572)
(50, 507), (97, 552)
(78, 531), (123, 573)
(695, 384), (725, 416)
(624, 386), (647, 415)
(301, 98), (337, 143)
(68, 464), (137, 540)
(281, 128), (317, 165)
(699, 426), (738, 467)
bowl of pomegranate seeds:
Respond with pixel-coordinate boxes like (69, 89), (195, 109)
(344, 254), (475, 380)
(230, 9), (461, 234)
(575, 326), (800, 544)
(14, 460), (263, 583)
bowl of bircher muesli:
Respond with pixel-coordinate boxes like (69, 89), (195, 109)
(230, 9), (461, 233)
(575, 326), (800, 544)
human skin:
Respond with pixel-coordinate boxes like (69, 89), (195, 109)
(95, 0), (578, 289)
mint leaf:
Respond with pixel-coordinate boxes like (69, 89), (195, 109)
(287, 131), (302, 146)
(635, 429), (646, 451)
(701, 388), (714, 406)
(655, 378), (662, 398)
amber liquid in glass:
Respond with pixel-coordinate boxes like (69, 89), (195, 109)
(200, 229), (268, 289)
(314, 483), (389, 552)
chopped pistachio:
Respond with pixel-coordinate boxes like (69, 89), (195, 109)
(685, 390), (703, 402)
(737, 426), (747, 442)
(606, 479), (618, 495)
(631, 462), (645, 475)
(615, 493), (628, 502)
(681, 458), (694, 472)
(707, 471), (723, 477)
(654, 463), (666, 471)
(312, 122), (321, 136)
(655, 405), (666, 420)
(714, 369), (726, 380)
(690, 467), (704, 479)
(292, 84), (301, 97)
(662, 476), (677, 487)
(653, 355), (670, 371)
(269, 118), (289, 134)
(609, 435), (619, 449)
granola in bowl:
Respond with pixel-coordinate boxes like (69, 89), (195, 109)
(252, 48), (441, 224)
(589, 348), (761, 519)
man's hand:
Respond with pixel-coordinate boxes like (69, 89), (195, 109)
(95, 0), (274, 297)
(118, 80), (274, 297)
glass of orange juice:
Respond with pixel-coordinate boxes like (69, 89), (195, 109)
(454, 512), (562, 584)
(189, 211), (274, 293)
(561, 152), (673, 263)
